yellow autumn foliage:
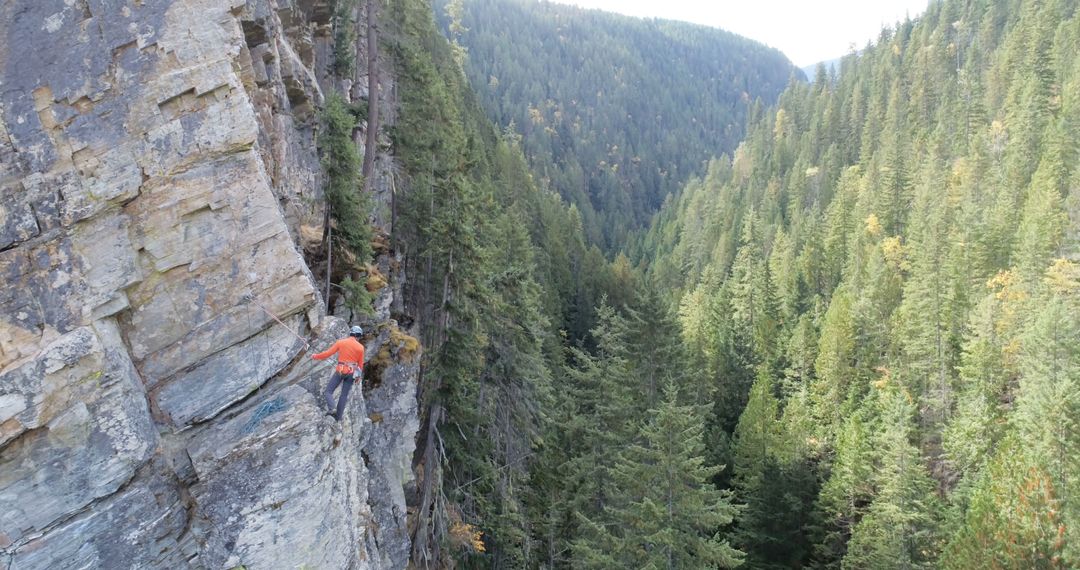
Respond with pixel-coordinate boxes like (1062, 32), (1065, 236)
(865, 213), (883, 238)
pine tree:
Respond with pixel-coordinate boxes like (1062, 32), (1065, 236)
(729, 210), (782, 371)
(624, 284), (695, 409)
(609, 383), (744, 569)
(768, 227), (800, 325)
(733, 367), (782, 495)
(822, 168), (863, 296)
(782, 314), (819, 397)
(727, 367), (819, 568)
(943, 436), (1068, 570)
(811, 286), (856, 434)
(463, 211), (554, 566)
(319, 93), (373, 261)
(561, 303), (637, 565)
(895, 152), (960, 426)
(842, 380), (942, 569)
(814, 411), (876, 567)
(1014, 142), (1068, 282)
(943, 287), (1012, 482)
(1011, 263), (1080, 565)
(873, 79), (913, 236)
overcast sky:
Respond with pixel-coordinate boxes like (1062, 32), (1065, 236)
(551, 0), (931, 67)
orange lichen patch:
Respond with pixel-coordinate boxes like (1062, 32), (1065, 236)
(299, 224), (324, 252)
(365, 264), (387, 292)
(339, 247), (364, 269)
(389, 326), (420, 363)
(363, 343), (392, 392)
(371, 232), (391, 255)
(362, 323), (421, 393)
(371, 344), (393, 370)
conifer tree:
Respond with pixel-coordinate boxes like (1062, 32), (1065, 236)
(319, 93), (373, 262)
(609, 383), (744, 569)
(943, 287), (1012, 483)
(768, 227), (801, 325)
(814, 411), (876, 567)
(843, 380), (942, 569)
(943, 436), (1068, 569)
(624, 284), (694, 409)
(1011, 263), (1080, 564)
(729, 210), (782, 371)
(1014, 144), (1069, 282)
(895, 153), (960, 425)
(561, 303), (637, 564)
(811, 287), (856, 434)
(732, 367), (821, 568)
(732, 368), (782, 493)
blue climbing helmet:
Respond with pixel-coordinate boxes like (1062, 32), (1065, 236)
(350, 325), (364, 337)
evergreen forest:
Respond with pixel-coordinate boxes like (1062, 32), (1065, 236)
(434, 0), (801, 250)
(332, 0), (1080, 567)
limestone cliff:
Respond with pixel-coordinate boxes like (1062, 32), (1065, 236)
(0, 0), (418, 568)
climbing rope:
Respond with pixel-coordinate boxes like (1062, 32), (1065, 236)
(241, 292), (311, 350)
(242, 396), (287, 434)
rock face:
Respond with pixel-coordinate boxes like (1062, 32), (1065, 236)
(0, 1), (418, 568)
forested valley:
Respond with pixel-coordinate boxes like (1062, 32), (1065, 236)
(377, 0), (1080, 567)
(434, 0), (801, 250)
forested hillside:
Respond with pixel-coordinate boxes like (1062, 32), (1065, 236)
(435, 0), (801, 250)
(383, 1), (655, 565)
(640, 0), (1080, 566)
(386, 0), (1080, 567)
(386, 0), (754, 565)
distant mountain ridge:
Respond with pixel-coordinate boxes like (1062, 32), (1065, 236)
(801, 55), (844, 80)
(437, 0), (803, 249)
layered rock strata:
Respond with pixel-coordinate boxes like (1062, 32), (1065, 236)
(0, 0), (417, 568)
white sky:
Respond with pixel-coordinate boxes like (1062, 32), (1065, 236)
(551, 0), (931, 67)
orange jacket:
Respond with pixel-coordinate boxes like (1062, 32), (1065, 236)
(313, 337), (365, 374)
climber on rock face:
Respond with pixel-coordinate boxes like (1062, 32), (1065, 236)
(312, 325), (366, 422)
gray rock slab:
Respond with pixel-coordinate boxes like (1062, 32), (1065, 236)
(0, 322), (156, 546)
(364, 361), (421, 569)
(0, 193), (39, 251)
(187, 384), (375, 569)
(122, 150), (316, 385)
(155, 314), (307, 428)
(361, 325), (421, 570)
(9, 465), (191, 570)
(0, 0), (419, 566)
(0, 327), (104, 447)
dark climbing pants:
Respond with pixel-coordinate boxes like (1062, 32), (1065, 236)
(323, 372), (355, 421)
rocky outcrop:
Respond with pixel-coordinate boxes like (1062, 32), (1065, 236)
(0, 0), (418, 568)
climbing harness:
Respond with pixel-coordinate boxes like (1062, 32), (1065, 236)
(336, 361), (362, 376)
(241, 293), (311, 350)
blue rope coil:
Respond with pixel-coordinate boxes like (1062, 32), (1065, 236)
(242, 396), (288, 434)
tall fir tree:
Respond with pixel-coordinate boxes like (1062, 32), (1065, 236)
(609, 383), (744, 569)
(842, 380), (942, 569)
